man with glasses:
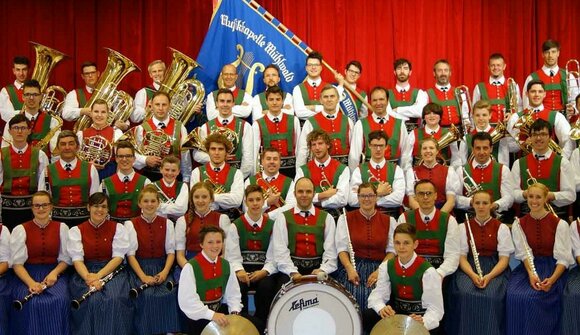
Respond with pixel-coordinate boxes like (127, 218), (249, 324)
(507, 80), (574, 158)
(387, 58), (428, 132)
(38, 130), (100, 227)
(0, 114), (49, 229)
(397, 179), (460, 278)
(349, 131), (404, 218)
(335, 60), (368, 123)
(510, 119), (575, 219)
(62, 62), (101, 125)
(206, 64), (252, 121)
(2, 80), (60, 160)
(292, 51), (330, 120)
(0, 56), (30, 128)
(251, 64), (294, 121)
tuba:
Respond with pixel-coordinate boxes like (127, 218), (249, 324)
(513, 113), (563, 155)
(73, 48), (140, 132)
(30, 42), (68, 117)
(144, 48), (205, 125)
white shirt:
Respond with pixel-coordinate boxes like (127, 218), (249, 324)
(472, 76), (523, 113)
(510, 150), (576, 207)
(62, 86), (95, 121)
(571, 148), (580, 192)
(174, 212), (231, 251)
(272, 206), (337, 275)
(457, 124), (510, 166)
(76, 126), (124, 149)
(251, 90), (294, 121)
(454, 159), (515, 212)
(348, 112), (411, 172)
(190, 163), (244, 210)
(458, 218), (514, 257)
(178, 251), (242, 321)
(511, 216), (573, 267)
(387, 84), (429, 121)
(251, 111), (301, 163)
(334, 211), (396, 255)
(367, 253), (444, 330)
(10, 222), (71, 265)
(0, 225), (11, 264)
(292, 78), (324, 120)
(156, 180), (189, 219)
(67, 221), (129, 262)
(0, 143), (49, 187)
(397, 209), (460, 278)
(523, 65), (580, 109)
(0, 80), (23, 122)
(38, 158), (101, 196)
(132, 82), (160, 124)
(294, 156), (349, 209)
(296, 111), (354, 167)
(348, 160), (405, 208)
(2, 111), (61, 159)
(101, 170), (152, 195)
(124, 216), (176, 256)
(242, 172), (297, 221)
(225, 213), (277, 275)
(205, 86), (253, 120)
(193, 115), (254, 178)
(570, 220), (580, 259)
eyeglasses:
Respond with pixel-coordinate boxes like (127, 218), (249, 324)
(306, 63), (321, 68)
(82, 71), (98, 76)
(32, 203), (51, 209)
(116, 154), (135, 159)
(370, 144), (386, 149)
(416, 191), (434, 197)
(91, 204), (108, 209)
(10, 126), (29, 132)
(347, 69), (361, 75)
(358, 194), (377, 199)
(23, 93), (41, 98)
(530, 132), (550, 138)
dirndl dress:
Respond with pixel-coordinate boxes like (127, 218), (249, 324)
(10, 264), (70, 335)
(0, 270), (11, 335)
(560, 265), (580, 333)
(506, 257), (566, 335)
(446, 255), (510, 335)
(332, 257), (381, 311)
(128, 257), (182, 334)
(69, 261), (134, 335)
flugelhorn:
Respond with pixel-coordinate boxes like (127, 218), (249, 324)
(13, 283), (47, 310)
(71, 265), (125, 310)
(464, 214), (483, 280)
(525, 168), (557, 216)
(462, 167), (483, 197)
(514, 218), (540, 287)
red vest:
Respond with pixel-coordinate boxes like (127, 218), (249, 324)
(286, 209), (326, 257)
(22, 220), (61, 264)
(191, 253), (226, 301)
(428, 87), (460, 126)
(156, 180), (178, 200)
(1, 146), (38, 195)
(413, 164), (449, 204)
(411, 128), (451, 160)
(185, 211), (222, 253)
(106, 174), (144, 218)
(519, 214), (560, 257)
(303, 158), (344, 193)
(534, 70), (564, 111)
(465, 218), (501, 257)
(48, 162), (91, 206)
(78, 220), (117, 261)
(346, 210), (390, 261)
(249, 173), (292, 212)
(310, 112), (350, 155)
(256, 114), (294, 156)
(478, 81), (508, 123)
(131, 216), (167, 259)
(362, 115), (402, 160)
(301, 81), (329, 103)
(83, 126), (115, 142)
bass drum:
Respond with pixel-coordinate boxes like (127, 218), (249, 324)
(267, 277), (362, 335)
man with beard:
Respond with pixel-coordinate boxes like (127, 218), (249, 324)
(206, 64), (253, 121)
(251, 64), (294, 121)
(426, 59), (470, 129)
(387, 58), (428, 131)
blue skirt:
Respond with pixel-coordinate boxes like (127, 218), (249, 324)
(128, 257), (183, 334)
(10, 264), (70, 335)
(506, 257), (566, 335)
(69, 261), (134, 335)
(0, 271), (12, 335)
(332, 257), (381, 311)
(446, 255), (510, 335)
(561, 265), (580, 334)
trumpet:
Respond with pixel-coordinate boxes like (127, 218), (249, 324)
(514, 218), (540, 286)
(71, 265), (125, 310)
(465, 214), (483, 280)
(13, 283), (47, 310)
(462, 167), (483, 197)
(203, 171), (226, 194)
(152, 182), (176, 204)
(455, 85), (472, 131)
(525, 168), (557, 216)
(343, 208), (356, 272)
(260, 175), (285, 206)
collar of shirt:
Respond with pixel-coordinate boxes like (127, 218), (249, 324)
(161, 179), (176, 187)
(85, 86), (94, 94)
(422, 161), (438, 169)
(488, 76), (505, 85)
(425, 125), (440, 134)
(201, 250), (219, 264)
(60, 158), (78, 169)
(322, 111), (338, 119)
(314, 156), (332, 168)
(398, 252), (418, 268)
(243, 213), (263, 227)
(532, 149), (552, 160)
(359, 209), (377, 220)
(227, 85), (238, 92)
(209, 162), (226, 171)
(152, 82), (161, 90)
(262, 171), (279, 180)
(14, 80), (23, 89)
(474, 216), (492, 226)
(474, 124), (492, 133)
(471, 158), (492, 169)
(435, 83), (451, 91)
(25, 111), (40, 120)
(396, 83), (411, 92)
(217, 115), (234, 124)
(267, 112), (284, 121)
(307, 78), (322, 87)
(117, 170), (135, 181)
(88, 218), (106, 229)
(152, 116), (170, 126)
(370, 159), (386, 169)
(372, 113), (389, 123)
(140, 214), (158, 224)
(418, 208), (437, 219)
(11, 143), (29, 153)
(293, 206), (315, 216)
(529, 104), (545, 113)
(541, 65), (560, 76)
(195, 209), (212, 218)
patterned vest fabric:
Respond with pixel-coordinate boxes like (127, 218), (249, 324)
(22, 220), (61, 264)
(427, 87), (460, 126)
(1, 146), (39, 195)
(361, 116), (402, 160)
(308, 112), (350, 155)
(413, 164), (449, 205)
(131, 216), (167, 259)
(519, 214), (560, 257)
(284, 209), (327, 257)
(477, 82), (508, 122)
(346, 210), (390, 261)
(465, 218), (501, 257)
(404, 209), (449, 256)
(78, 220), (117, 261)
(463, 162), (503, 201)
(190, 254), (230, 302)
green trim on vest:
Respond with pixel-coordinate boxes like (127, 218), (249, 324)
(464, 162), (501, 200)
(190, 257), (230, 302)
(298, 83), (321, 105)
(361, 118), (402, 159)
(104, 174), (147, 214)
(234, 217), (274, 251)
(200, 165), (237, 192)
(519, 156), (561, 191)
(145, 87), (156, 101)
(309, 115), (349, 152)
(6, 84), (23, 110)
(360, 161), (395, 186)
(48, 161), (90, 205)
(427, 89), (459, 108)
(76, 88), (88, 106)
(477, 83), (506, 106)
(387, 258), (432, 301)
(387, 89), (419, 108)
(406, 210), (449, 254)
(1, 146), (39, 193)
(530, 69), (567, 107)
(29, 113), (53, 142)
(284, 210), (326, 256)
(300, 163), (346, 193)
(256, 114), (295, 151)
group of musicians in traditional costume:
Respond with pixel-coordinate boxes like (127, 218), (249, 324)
(0, 38), (580, 335)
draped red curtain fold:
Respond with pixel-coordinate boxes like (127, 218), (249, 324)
(0, 0), (578, 96)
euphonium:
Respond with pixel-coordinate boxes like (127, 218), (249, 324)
(203, 171), (226, 194)
(77, 135), (113, 165)
(74, 48), (140, 132)
(525, 168), (557, 216)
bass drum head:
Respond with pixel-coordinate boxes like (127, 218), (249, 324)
(267, 279), (361, 335)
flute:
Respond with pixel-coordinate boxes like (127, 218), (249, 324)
(464, 214), (483, 280)
(514, 218), (540, 285)
(71, 265), (125, 310)
(343, 208), (356, 271)
(13, 283), (47, 310)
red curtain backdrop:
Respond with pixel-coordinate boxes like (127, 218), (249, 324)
(0, 0), (578, 96)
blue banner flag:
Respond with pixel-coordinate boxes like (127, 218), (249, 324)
(194, 0), (310, 97)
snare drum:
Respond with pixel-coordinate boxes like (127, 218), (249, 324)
(267, 277), (362, 335)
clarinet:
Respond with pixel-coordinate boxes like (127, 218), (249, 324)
(71, 265), (125, 310)
(514, 218), (540, 286)
(166, 280), (177, 291)
(13, 284), (47, 310)
(129, 283), (150, 299)
(342, 208), (356, 271)
(464, 214), (483, 280)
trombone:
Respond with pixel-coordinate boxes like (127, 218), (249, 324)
(455, 85), (472, 132)
(525, 168), (557, 216)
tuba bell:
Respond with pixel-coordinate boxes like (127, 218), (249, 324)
(415, 124), (461, 166)
(30, 42), (68, 120)
(74, 48), (140, 132)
